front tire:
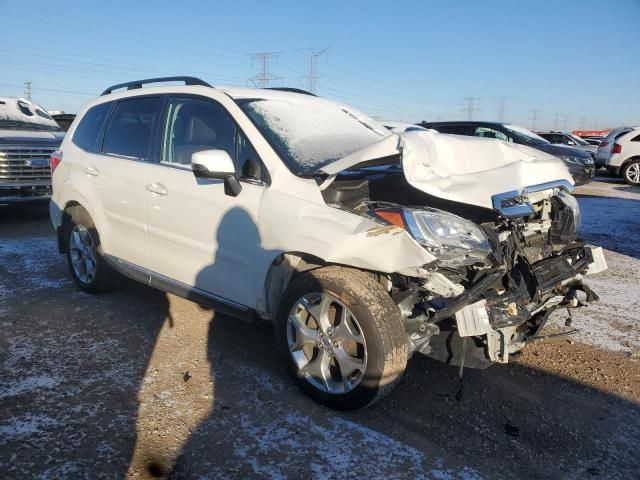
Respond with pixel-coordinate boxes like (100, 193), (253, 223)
(275, 266), (408, 410)
(622, 160), (640, 185)
(64, 206), (120, 293)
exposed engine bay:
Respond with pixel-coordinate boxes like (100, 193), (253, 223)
(321, 167), (607, 368)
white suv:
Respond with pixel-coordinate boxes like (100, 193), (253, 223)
(50, 77), (605, 409)
(596, 127), (640, 185)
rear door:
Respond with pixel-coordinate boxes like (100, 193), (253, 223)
(92, 96), (162, 269)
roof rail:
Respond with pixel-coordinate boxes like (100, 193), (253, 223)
(265, 87), (316, 96)
(101, 76), (212, 96)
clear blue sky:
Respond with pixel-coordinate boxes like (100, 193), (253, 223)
(1, 0), (638, 131)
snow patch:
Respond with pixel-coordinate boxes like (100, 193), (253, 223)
(0, 374), (60, 399)
(0, 414), (58, 441)
(0, 237), (68, 296)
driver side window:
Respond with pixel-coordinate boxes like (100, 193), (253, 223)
(161, 96), (267, 183)
(162, 97), (237, 166)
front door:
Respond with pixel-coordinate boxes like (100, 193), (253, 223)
(145, 96), (266, 308)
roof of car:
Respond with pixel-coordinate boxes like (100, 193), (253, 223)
(99, 76), (318, 101)
(420, 120), (506, 126)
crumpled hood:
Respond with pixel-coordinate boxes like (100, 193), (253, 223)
(320, 130), (574, 210)
(0, 129), (64, 146)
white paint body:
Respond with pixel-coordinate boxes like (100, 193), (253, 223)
(50, 85), (573, 314)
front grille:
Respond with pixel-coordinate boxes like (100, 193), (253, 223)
(0, 146), (57, 182)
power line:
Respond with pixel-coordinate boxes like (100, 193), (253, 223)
(24, 81), (32, 100)
(462, 97), (480, 121)
(530, 109), (540, 130)
(553, 112), (561, 131)
(300, 47), (328, 94)
(249, 52), (281, 88)
(497, 96), (510, 121)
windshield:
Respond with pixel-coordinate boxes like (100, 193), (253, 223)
(237, 96), (389, 174)
(568, 133), (589, 146)
(504, 124), (549, 145)
(0, 98), (62, 132)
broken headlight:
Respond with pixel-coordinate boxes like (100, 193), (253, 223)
(374, 207), (492, 257)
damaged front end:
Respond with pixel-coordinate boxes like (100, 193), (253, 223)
(319, 131), (606, 368)
(383, 181), (606, 368)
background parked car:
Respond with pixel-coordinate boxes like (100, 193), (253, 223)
(596, 126), (640, 185)
(383, 121), (429, 133)
(0, 96), (64, 204)
(581, 137), (603, 146)
(51, 113), (76, 132)
(536, 131), (598, 155)
(418, 121), (595, 185)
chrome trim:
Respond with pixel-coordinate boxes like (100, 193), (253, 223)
(492, 180), (574, 218)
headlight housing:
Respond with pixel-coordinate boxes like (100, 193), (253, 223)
(373, 207), (492, 259)
(560, 155), (586, 165)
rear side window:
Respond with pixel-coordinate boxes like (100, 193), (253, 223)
(73, 102), (112, 152)
(433, 124), (473, 136)
(631, 134), (640, 142)
(603, 129), (631, 143)
(102, 97), (161, 160)
(475, 126), (511, 142)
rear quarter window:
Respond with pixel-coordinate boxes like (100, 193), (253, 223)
(73, 102), (113, 153)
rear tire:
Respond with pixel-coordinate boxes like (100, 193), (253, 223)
(275, 266), (408, 410)
(622, 160), (640, 185)
(64, 206), (121, 293)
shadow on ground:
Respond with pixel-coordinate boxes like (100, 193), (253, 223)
(1, 203), (639, 479)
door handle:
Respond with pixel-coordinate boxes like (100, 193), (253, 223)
(84, 165), (99, 176)
(146, 182), (168, 196)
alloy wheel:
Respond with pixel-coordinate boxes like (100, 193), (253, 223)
(287, 292), (367, 394)
(625, 163), (640, 184)
(69, 224), (97, 284)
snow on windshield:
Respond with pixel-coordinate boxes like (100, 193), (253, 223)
(504, 124), (549, 143)
(239, 96), (389, 174)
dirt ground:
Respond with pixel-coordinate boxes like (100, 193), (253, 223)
(1, 177), (639, 479)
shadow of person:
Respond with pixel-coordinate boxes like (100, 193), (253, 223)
(128, 206), (281, 478)
(131, 208), (640, 479)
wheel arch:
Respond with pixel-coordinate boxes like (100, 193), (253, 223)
(57, 198), (102, 253)
(259, 251), (328, 320)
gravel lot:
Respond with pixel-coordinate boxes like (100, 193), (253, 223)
(1, 177), (639, 479)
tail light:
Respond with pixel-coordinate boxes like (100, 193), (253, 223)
(50, 150), (63, 173)
(612, 143), (622, 154)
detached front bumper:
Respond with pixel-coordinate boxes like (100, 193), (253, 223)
(454, 245), (606, 363)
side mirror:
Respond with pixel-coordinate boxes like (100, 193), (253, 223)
(191, 149), (242, 197)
